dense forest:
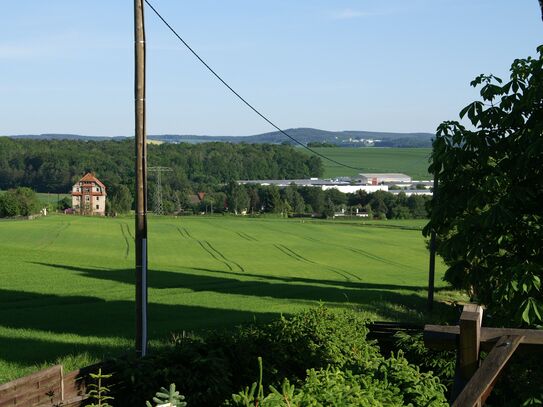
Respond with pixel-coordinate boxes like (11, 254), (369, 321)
(0, 138), (323, 194)
(0, 137), (431, 219)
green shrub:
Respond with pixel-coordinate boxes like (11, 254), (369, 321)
(110, 338), (231, 406)
(393, 332), (455, 388)
(207, 306), (380, 391)
(231, 358), (448, 406)
(109, 307), (447, 406)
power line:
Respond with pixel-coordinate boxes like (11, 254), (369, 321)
(143, 0), (364, 172)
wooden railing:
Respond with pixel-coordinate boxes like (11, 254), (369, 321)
(0, 362), (106, 407)
(425, 304), (543, 406)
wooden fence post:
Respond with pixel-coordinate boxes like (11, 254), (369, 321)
(451, 304), (483, 404)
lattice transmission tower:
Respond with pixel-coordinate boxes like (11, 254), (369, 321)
(148, 166), (172, 215)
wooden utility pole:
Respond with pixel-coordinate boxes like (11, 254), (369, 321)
(427, 174), (437, 310)
(134, 0), (148, 357)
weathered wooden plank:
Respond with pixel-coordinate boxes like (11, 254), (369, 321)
(0, 365), (63, 406)
(3, 384), (61, 407)
(452, 335), (524, 407)
(459, 309), (483, 380)
(0, 365), (62, 392)
(424, 325), (543, 350)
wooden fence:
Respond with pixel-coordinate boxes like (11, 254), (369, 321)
(425, 304), (543, 406)
(0, 362), (103, 407)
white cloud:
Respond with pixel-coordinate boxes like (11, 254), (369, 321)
(332, 8), (377, 20)
(0, 44), (46, 59)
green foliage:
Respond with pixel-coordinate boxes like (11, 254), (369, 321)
(0, 187), (41, 217)
(107, 184), (132, 214)
(58, 196), (72, 210)
(424, 45), (543, 326)
(232, 353), (448, 406)
(145, 383), (187, 407)
(0, 139), (322, 194)
(226, 182), (250, 214)
(109, 307), (447, 406)
(86, 368), (114, 407)
(393, 332), (455, 389)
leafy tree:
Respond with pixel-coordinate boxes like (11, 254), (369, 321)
(369, 193), (387, 219)
(299, 187), (324, 214)
(324, 188), (347, 206)
(108, 184), (133, 214)
(407, 195), (428, 219)
(58, 196), (72, 211)
(0, 191), (20, 217)
(227, 182), (249, 214)
(322, 197), (335, 219)
(0, 187), (41, 217)
(424, 46), (543, 326)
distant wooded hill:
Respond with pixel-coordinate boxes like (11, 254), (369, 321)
(0, 138), (322, 193)
(6, 128), (434, 147)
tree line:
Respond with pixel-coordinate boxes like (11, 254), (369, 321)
(185, 184), (430, 220)
(0, 138), (323, 213)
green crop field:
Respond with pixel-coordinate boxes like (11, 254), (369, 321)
(0, 191), (70, 206)
(0, 214), (459, 383)
(308, 147), (432, 179)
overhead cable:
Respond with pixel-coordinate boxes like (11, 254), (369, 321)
(144, 0), (365, 172)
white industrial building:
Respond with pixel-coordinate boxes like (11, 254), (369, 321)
(237, 173), (437, 196)
(356, 173), (412, 184)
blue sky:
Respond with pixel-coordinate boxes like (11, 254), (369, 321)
(1, 1), (541, 136)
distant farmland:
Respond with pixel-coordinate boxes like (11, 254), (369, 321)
(308, 147), (432, 179)
(0, 215), (459, 383)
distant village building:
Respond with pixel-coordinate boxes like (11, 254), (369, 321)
(237, 178), (389, 194)
(71, 173), (107, 215)
(357, 173), (412, 185)
(237, 173), (434, 196)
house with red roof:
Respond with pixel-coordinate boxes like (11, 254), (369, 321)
(71, 173), (107, 215)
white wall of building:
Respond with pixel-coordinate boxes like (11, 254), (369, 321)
(321, 185), (389, 194)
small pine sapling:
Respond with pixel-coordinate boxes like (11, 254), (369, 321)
(145, 383), (187, 407)
(86, 368), (114, 407)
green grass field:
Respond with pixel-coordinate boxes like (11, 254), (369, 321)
(0, 214), (460, 383)
(308, 147), (432, 179)
(0, 191), (70, 206)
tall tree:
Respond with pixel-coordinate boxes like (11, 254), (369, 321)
(424, 45), (543, 326)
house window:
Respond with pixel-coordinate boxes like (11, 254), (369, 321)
(96, 196), (100, 201)
(85, 196), (90, 201)
(96, 204), (99, 209)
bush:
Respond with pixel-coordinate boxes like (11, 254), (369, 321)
(393, 332), (455, 389)
(231, 355), (448, 406)
(109, 307), (447, 406)
(0, 187), (41, 217)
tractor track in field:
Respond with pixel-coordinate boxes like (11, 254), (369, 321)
(175, 226), (244, 272)
(274, 244), (315, 264)
(176, 226), (191, 239)
(197, 218), (259, 242)
(236, 231), (258, 242)
(196, 240), (233, 271)
(204, 240), (245, 272)
(37, 221), (71, 250)
(348, 247), (413, 270)
(300, 235), (414, 272)
(123, 222), (134, 240)
(119, 223), (131, 258)
(274, 243), (359, 281)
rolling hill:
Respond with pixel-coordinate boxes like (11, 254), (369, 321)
(6, 128), (434, 147)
